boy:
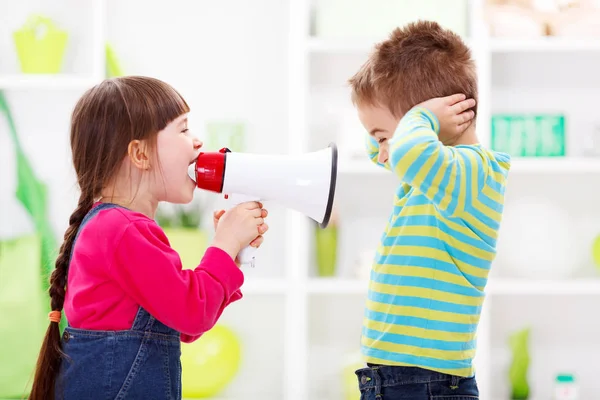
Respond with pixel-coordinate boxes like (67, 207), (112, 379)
(348, 21), (510, 399)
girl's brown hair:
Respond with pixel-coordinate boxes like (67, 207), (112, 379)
(29, 76), (189, 400)
(349, 20), (478, 118)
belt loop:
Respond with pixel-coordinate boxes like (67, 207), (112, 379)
(450, 375), (460, 389)
(372, 366), (383, 399)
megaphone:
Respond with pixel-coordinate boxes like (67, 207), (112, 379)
(188, 144), (338, 267)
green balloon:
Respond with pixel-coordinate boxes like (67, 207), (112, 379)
(181, 324), (242, 398)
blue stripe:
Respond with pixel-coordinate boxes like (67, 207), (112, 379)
(478, 191), (503, 213)
(423, 150), (444, 191)
(381, 235), (491, 270)
(363, 328), (477, 351)
(371, 273), (484, 298)
(373, 254), (489, 288)
(365, 309), (478, 333)
(406, 146), (436, 182)
(368, 291), (482, 315)
(485, 173), (505, 195)
(393, 215), (494, 254)
(362, 347), (473, 372)
(406, 194), (435, 206)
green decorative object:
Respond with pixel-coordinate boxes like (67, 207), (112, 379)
(315, 219), (338, 277)
(0, 235), (47, 398)
(105, 43), (124, 78)
(592, 234), (600, 269)
(342, 352), (364, 400)
(0, 91), (57, 292)
(181, 324), (242, 398)
(491, 114), (565, 157)
(163, 228), (208, 270)
(13, 14), (68, 74)
(508, 327), (531, 400)
(205, 121), (246, 152)
(156, 200), (208, 270)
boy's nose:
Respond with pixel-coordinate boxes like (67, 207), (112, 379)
(193, 138), (203, 150)
(378, 152), (388, 164)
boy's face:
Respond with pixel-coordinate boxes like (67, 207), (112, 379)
(357, 104), (399, 165)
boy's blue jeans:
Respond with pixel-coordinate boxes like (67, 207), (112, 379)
(355, 365), (479, 399)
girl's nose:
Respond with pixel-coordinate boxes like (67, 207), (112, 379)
(193, 138), (203, 150)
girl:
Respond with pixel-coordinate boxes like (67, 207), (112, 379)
(29, 76), (268, 400)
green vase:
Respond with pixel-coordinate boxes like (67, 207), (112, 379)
(315, 225), (337, 277)
(509, 327), (531, 400)
(163, 228), (209, 270)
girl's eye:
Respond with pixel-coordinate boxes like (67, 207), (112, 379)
(378, 138), (387, 144)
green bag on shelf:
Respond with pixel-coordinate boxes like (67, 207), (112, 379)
(0, 235), (47, 399)
(13, 14), (69, 74)
(491, 114), (566, 157)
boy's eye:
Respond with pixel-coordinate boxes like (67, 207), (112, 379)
(181, 128), (189, 134)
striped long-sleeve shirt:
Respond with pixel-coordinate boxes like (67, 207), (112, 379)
(361, 106), (510, 377)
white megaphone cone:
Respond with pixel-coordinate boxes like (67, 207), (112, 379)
(188, 143), (338, 267)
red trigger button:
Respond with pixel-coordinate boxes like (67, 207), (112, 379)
(219, 147), (231, 153)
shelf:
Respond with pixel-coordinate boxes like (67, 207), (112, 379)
(339, 157), (600, 175)
(306, 277), (600, 296)
(510, 157), (600, 173)
(307, 278), (368, 294)
(241, 278), (288, 294)
(339, 159), (387, 175)
(0, 74), (99, 90)
(490, 37), (600, 53)
(488, 279), (600, 295)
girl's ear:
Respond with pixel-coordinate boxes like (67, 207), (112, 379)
(127, 139), (151, 170)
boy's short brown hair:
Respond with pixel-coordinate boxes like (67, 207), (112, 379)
(349, 20), (477, 118)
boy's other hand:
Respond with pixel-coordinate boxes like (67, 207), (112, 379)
(417, 94), (476, 144)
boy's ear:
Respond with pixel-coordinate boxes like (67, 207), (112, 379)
(127, 139), (151, 170)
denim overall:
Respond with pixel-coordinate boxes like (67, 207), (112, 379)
(55, 203), (182, 400)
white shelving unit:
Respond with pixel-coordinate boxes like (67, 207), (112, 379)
(291, 1), (600, 400)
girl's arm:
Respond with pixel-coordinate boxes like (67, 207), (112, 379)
(110, 220), (243, 340)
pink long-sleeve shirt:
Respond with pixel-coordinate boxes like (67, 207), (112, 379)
(63, 204), (243, 343)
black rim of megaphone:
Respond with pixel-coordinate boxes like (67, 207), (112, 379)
(319, 142), (338, 229)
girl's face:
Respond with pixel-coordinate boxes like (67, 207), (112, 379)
(152, 113), (202, 204)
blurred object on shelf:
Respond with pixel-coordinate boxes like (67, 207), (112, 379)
(205, 121), (246, 152)
(554, 373), (579, 400)
(181, 324), (242, 398)
(314, 209), (338, 277)
(105, 43), (124, 78)
(156, 198), (208, 270)
(484, 2), (548, 37)
(354, 250), (375, 280)
(13, 14), (68, 74)
(509, 326), (531, 400)
(591, 234), (600, 270)
(341, 351), (363, 400)
(581, 124), (600, 157)
(491, 114), (565, 157)
(312, 0), (468, 39)
(485, 0), (600, 37)
(496, 196), (577, 279)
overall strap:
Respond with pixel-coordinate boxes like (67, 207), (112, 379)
(68, 202), (124, 263)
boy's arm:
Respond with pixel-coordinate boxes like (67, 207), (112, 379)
(365, 135), (391, 171)
(388, 106), (487, 216)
